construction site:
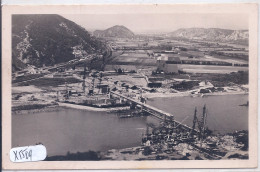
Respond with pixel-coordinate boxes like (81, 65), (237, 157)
(102, 105), (248, 161)
(12, 39), (249, 161)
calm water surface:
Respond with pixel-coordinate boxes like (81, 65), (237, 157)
(12, 94), (248, 156)
(147, 94), (248, 134)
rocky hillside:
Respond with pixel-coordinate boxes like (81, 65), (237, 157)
(167, 28), (248, 44)
(93, 25), (135, 38)
(12, 14), (106, 71)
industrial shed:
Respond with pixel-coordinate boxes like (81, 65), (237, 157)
(156, 54), (181, 74)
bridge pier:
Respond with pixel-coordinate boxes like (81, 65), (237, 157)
(108, 92), (112, 99)
(56, 91), (59, 101)
(130, 102), (137, 110)
(109, 91), (199, 135)
(141, 105), (144, 111)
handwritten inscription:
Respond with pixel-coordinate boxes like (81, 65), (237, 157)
(10, 145), (47, 162)
(13, 148), (32, 161)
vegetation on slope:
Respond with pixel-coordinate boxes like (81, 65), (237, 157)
(12, 14), (106, 71)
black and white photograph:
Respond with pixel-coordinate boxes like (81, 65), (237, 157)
(2, 4), (258, 169)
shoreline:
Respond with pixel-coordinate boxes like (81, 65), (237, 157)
(12, 103), (131, 115)
(12, 91), (248, 115)
(143, 91), (248, 99)
(12, 105), (62, 115)
(58, 102), (130, 112)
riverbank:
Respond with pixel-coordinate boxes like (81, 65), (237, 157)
(46, 139), (248, 161)
(101, 145), (248, 161)
(101, 129), (249, 161)
(102, 146), (197, 160)
(143, 90), (248, 99)
(12, 105), (61, 115)
(12, 102), (130, 115)
(58, 102), (130, 112)
(12, 90), (247, 115)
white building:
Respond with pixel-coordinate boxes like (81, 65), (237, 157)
(156, 54), (181, 74)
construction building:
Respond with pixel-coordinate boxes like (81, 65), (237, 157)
(156, 54), (181, 74)
(147, 76), (163, 88)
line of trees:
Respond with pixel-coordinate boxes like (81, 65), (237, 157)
(181, 60), (232, 66)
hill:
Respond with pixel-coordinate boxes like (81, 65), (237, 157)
(12, 14), (106, 71)
(166, 28), (248, 44)
(93, 25), (135, 38)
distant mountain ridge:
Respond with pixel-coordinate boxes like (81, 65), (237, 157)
(166, 28), (248, 44)
(12, 14), (105, 71)
(93, 25), (135, 38)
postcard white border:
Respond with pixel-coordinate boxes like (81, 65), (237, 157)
(2, 4), (258, 169)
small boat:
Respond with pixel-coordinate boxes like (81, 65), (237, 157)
(239, 101), (249, 107)
(119, 114), (134, 118)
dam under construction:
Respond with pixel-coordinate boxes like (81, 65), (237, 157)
(54, 84), (248, 160)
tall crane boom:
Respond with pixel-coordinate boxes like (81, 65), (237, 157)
(191, 107), (197, 137)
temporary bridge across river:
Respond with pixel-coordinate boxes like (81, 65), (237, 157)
(109, 91), (199, 134)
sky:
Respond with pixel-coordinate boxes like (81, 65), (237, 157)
(61, 13), (248, 34)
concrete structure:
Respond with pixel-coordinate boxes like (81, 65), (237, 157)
(97, 84), (110, 94)
(156, 54), (181, 74)
(146, 76), (164, 88)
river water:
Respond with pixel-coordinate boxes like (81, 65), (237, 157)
(146, 94), (248, 134)
(12, 94), (248, 156)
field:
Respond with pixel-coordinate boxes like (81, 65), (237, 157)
(219, 51), (248, 54)
(106, 50), (124, 61)
(18, 77), (81, 87)
(13, 73), (45, 83)
(179, 51), (205, 58)
(112, 39), (147, 47)
(208, 52), (248, 62)
(110, 50), (156, 66)
(179, 64), (248, 74)
(190, 71), (248, 86)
